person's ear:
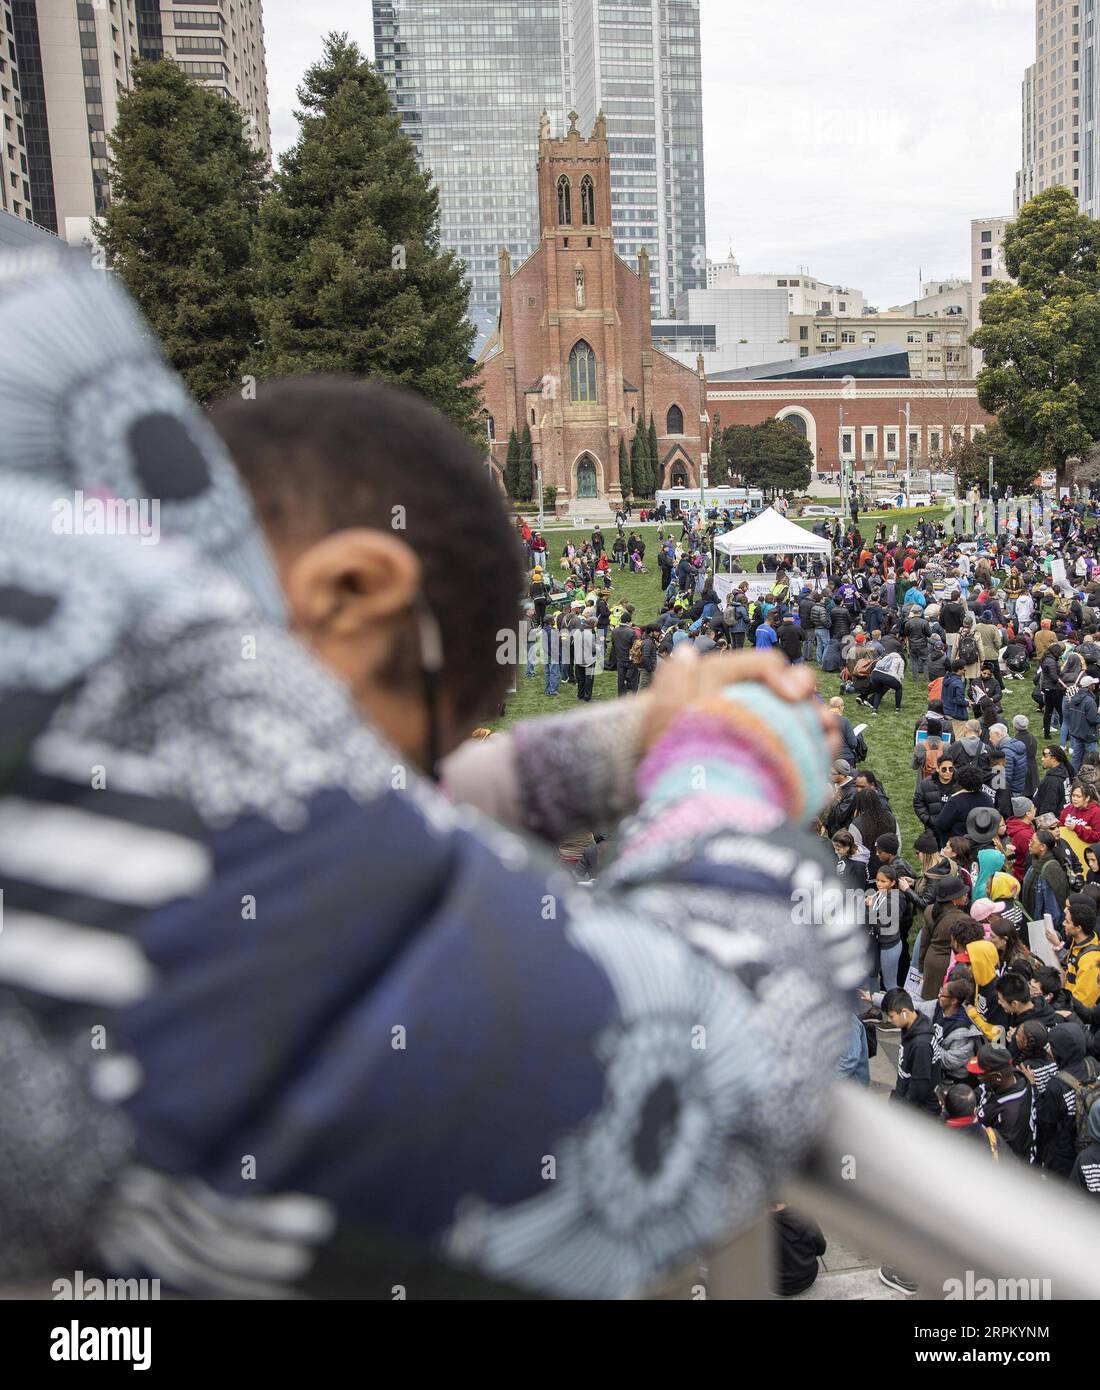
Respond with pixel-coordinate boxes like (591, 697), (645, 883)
(282, 530), (421, 641)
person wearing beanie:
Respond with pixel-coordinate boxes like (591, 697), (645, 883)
(1035, 618), (1058, 662)
(1005, 797), (1036, 881)
(1013, 713), (1040, 796)
(1070, 1091), (1100, 1195)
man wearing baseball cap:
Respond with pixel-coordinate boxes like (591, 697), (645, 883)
(968, 1044), (1038, 1164)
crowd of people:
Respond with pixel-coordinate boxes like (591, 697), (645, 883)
(6, 251), (1100, 1307)
(519, 494), (1100, 1269)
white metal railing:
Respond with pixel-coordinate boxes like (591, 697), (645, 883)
(701, 1082), (1100, 1301)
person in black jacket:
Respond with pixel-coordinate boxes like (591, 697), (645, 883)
(882, 988), (940, 1115)
(1034, 744), (1073, 817)
(769, 1204), (827, 1297)
(1037, 1025), (1097, 1177)
(970, 1045), (1038, 1164)
(608, 613), (637, 695)
(777, 614), (805, 663)
(934, 764), (995, 845)
(830, 603), (853, 642)
(914, 755), (957, 830)
(1013, 714), (1040, 797)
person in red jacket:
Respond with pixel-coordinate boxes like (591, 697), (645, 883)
(1060, 781), (1100, 845)
(1005, 796), (1036, 881)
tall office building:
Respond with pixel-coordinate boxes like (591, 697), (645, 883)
(568, 0), (706, 317)
(373, 1), (571, 317)
(1014, 0), (1081, 213)
(10, 0), (269, 242)
(373, 0), (706, 318)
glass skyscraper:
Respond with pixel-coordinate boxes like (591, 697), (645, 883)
(372, 0), (706, 317)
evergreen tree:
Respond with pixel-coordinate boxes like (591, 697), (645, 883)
(96, 59), (267, 404)
(504, 428), (522, 499)
(974, 186), (1100, 478)
(752, 418), (814, 498)
(618, 435), (632, 498)
(647, 414), (660, 493)
(708, 412), (728, 485)
(251, 34), (481, 437)
(631, 429), (649, 498)
(518, 423), (534, 502)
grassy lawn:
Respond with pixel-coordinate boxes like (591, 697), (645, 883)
(498, 506), (1020, 854)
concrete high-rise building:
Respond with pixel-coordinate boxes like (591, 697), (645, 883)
(135, 2), (270, 154)
(970, 215), (1014, 374)
(373, 0), (706, 318)
(1082, 0), (1100, 216)
(10, 0), (269, 243)
(1, 0), (33, 224)
(1014, 0), (1081, 213)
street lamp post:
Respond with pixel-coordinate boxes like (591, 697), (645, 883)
(904, 401), (911, 503)
(536, 460), (544, 531)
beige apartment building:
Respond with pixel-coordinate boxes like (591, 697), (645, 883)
(10, 0), (269, 241)
(1015, 0), (1081, 212)
(0, 0), (32, 222)
(788, 311), (970, 382)
(970, 215), (1014, 374)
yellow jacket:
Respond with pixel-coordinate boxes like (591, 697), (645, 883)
(1067, 934), (1100, 1008)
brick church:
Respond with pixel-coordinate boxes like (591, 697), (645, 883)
(476, 113), (709, 513)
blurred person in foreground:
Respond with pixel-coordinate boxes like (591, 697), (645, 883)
(0, 255), (864, 1299)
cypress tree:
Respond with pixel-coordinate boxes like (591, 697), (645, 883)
(647, 414), (660, 493)
(519, 423), (534, 502)
(618, 435), (632, 498)
(504, 428), (522, 499)
(631, 429), (648, 499)
(96, 59), (267, 404)
(251, 34), (481, 438)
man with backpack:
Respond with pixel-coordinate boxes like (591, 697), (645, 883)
(904, 606), (933, 684)
(969, 1045), (1039, 1164)
(1058, 894), (1100, 1008)
(810, 592), (831, 665)
(940, 590), (967, 658)
(1038, 1026), (1100, 1178)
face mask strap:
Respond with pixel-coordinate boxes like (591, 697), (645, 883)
(413, 595), (445, 781)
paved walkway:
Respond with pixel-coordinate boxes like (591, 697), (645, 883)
(790, 1040), (911, 1301)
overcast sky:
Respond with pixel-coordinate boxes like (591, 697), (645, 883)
(262, 0), (1035, 308)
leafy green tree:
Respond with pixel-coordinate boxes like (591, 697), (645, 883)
(504, 428), (522, 499)
(518, 423), (534, 502)
(707, 412), (728, 485)
(973, 186), (1100, 479)
(251, 34), (481, 438)
(618, 435), (632, 498)
(949, 421), (1037, 495)
(96, 59), (267, 403)
(752, 418), (814, 498)
(725, 424), (757, 485)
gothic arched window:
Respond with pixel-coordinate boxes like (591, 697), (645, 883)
(557, 175), (572, 225)
(666, 404), (684, 435)
(580, 175), (595, 226)
(568, 340), (597, 403)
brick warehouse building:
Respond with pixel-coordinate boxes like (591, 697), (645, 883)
(706, 376), (995, 479)
(476, 117), (994, 503)
(477, 114), (708, 512)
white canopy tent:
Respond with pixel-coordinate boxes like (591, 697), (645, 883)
(709, 508), (833, 602)
(712, 507), (833, 562)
